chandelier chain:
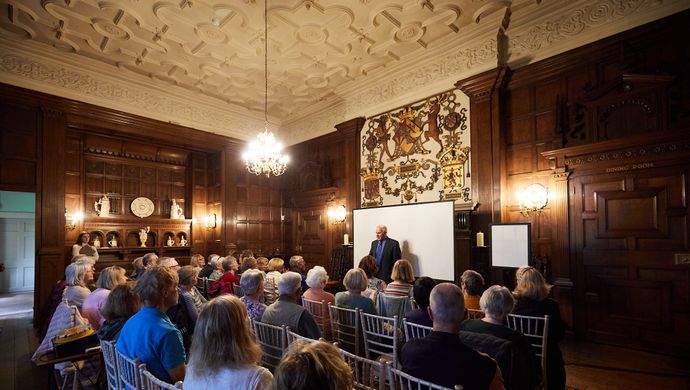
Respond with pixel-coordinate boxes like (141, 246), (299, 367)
(264, 0), (268, 127)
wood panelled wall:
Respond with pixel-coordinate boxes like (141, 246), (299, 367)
(458, 11), (690, 355)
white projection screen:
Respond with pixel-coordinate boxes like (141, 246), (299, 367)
(353, 201), (455, 281)
(490, 223), (531, 268)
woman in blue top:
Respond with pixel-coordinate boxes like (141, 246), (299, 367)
(335, 268), (377, 314)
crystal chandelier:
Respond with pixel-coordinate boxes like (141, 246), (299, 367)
(242, 0), (288, 178)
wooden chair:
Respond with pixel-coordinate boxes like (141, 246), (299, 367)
(252, 319), (288, 371)
(359, 312), (399, 368)
(232, 284), (245, 297)
(466, 308), (485, 319)
(100, 340), (120, 390)
(196, 277), (211, 299)
(286, 328), (317, 345)
(402, 319), (432, 342)
(507, 314), (550, 389)
(376, 292), (412, 320)
(328, 303), (361, 356)
(301, 297), (329, 340)
(386, 362), (457, 390)
(339, 347), (386, 390)
(139, 364), (183, 390)
(115, 349), (142, 389)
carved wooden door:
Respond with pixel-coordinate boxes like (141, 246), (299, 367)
(295, 207), (328, 268)
(570, 165), (690, 355)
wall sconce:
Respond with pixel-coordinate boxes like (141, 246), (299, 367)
(328, 205), (347, 224)
(204, 213), (217, 230)
(519, 183), (548, 217)
(65, 210), (84, 231)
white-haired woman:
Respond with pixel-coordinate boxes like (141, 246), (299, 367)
(63, 260), (94, 311)
(208, 256), (225, 281)
(239, 269), (267, 321)
(302, 266), (335, 339)
(82, 266), (127, 330)
(461, 285), (540, 389)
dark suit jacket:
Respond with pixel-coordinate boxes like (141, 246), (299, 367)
(369, 237), (401, 283)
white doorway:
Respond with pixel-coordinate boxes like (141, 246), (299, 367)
(0, 191), (36, 293)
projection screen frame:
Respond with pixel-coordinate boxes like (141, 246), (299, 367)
(490, 222), (532, 268)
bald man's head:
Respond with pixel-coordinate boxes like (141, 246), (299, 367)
(429, 283), (465, 327)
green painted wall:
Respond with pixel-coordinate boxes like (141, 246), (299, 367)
(0, 191), (35, 212)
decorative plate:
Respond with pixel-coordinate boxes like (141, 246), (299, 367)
(131, 197), (155, 218)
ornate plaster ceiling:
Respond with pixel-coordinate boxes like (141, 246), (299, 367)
(0, 0), (688, 143)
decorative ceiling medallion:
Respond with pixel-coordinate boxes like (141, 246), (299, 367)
(395, 24), (423, 43)
(131, 197), (155, 218)
(91, 19), (129, 39)
(196, 24), (227, 44)
(305, 75), (327, 88)
(296, 25), (326, 44)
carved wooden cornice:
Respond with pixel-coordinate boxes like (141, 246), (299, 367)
(456, 67), (511, 103)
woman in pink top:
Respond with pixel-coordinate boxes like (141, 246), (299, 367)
(302, 266), (335, 340)
(82, 266), (127, 329)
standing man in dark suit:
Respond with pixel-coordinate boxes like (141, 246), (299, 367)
(369, 225), (402, 284)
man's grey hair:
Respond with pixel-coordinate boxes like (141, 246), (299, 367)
(429, 283), (465, 326)
(480, 285), (515, 319)
(240, 269), (265, 296)
(306, 266), (328, 288)
(278, 271), (303, 296)
(142, 252), (157, 267)
(376, 224), (388, 232)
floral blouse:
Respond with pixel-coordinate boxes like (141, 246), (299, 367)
(241, 295), (267, 321)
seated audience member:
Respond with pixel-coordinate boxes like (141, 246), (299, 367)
(178, 266), (206, 315)
(97, 283), (140, 342)
(383, 259), (415, 297)
(208, 255), (225, 281)
(401, 283), (503, 390)
(143, 252), (159, 269)
(303, 266), (335, 339)
(63, 260), (94, 310)
(190, 254), (205, 270)
(159, 257), (181, 271)
(461, 270), (485, 310)
(264, 257), (285, 300)
(404, 276), (436, 327)
(462, 285), (540, 389)
(239, 256), (258, 274)
(240, 269), (267, 321)
(116, 266), (186, 384)
(131, 256), (145, 280)
(239, 249), (254, 263)
(256, 256), (269, 273)
(273, 340), (353, 390)
(82, 266), (127, 329)
(335, 268), (377, 314)
(513, 266), (566, 390)
(198, 254), (219, 279)
(262, 272), (320, 339)
(359, 255), (387, 302)
(72, 231), (99, 262)
(289, 255), (309, 293)
(185, 295), (272, 389)
(208, 256), (240, 296)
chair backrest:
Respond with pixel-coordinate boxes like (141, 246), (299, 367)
(339, 347), (385, 390)
(252, 319), (288, 371)
(139, 364), (183, 390)
(359, 311), (399, 368)
(196, 277), (211, 299)
(328, 303), (361, 356)
(386, 362), (455, 390)
(232, 284), (245, 298)
(402, 319), (432, 342)
(377, 292), (412, 320)
(466, 308), (485, 320)
(115, 349), (142, 389)
(263, 278), (277, 305)
(100, 339), (120, 390)
(301, 297), (329, 340)
(286, 328), (317, 344)
(507, 314), (550, 389)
